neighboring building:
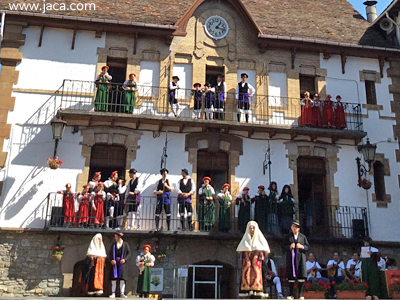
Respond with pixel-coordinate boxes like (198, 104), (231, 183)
(0, 0), (399, 297)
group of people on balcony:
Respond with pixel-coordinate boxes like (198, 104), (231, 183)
(300, 92), (347, 129)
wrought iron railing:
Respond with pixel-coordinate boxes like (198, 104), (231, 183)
(59, 80), (363, 131)
(44, 192), (368, 239)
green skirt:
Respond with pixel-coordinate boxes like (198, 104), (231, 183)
(362, 257), (381, 298)
(94, 84), (109, 111)
(124, 90), (136, 113)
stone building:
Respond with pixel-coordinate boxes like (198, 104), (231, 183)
(0, 0), (400, 297)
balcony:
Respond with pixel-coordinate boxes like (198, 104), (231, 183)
(45, 192), (369, 240)
(57, 80), (366, 141)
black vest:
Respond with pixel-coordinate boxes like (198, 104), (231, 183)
(179, 178), (192, 193)
(129, 178), (138, 192)
(157, 179), (170, 192)
(215, 82), (225, 94)
(238, 82), (249, 94)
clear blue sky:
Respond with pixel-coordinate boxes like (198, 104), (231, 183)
(348, 0), (394, 18)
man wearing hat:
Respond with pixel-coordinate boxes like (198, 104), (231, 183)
(168, 75), (180, 117)
(236, 187), (252, 233)
(253, 185), (268, 233)
(104, 171), (119, 229)
(95, 65), (112, 111)
(191, 83), (203, 119)
(213, 73), (226, 120)
(236, 73), (255, 123)
(108, 232), (131, 298)
(177, 168), (196, 231)
(286, 220), (310, 300)
(153, 168), (172, 231)
(203, 82), (215, 120)
(122, 73), (137, 113)
(125, 168), (141, 230)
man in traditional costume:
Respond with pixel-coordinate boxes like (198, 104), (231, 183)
(198, 176), (215, 230)
(168, 76), (180, 117)
(213, 73), (226, 120)
(191, 83), (203, 119)
(237, 221), (270, 298)
(122, 73), (137, 113)
(77, 184), (90, 227)
(125, 168), (141, 230)
(217, 183), (232, 232)
(254, 185), (268, 233)
(104, 170), (119, 229)
(236, 73), (255, 123)
(108, 232), (131, 298)
(136, 244), (155, 297)
(204, 82), (215, 120)
(115, 177), (126, 230)
(236, 187), (252, 233)
(58, 183), (75, 227)
(95, 66), (112, 112)
(286, 220), (309, 300)
(177, 168), (195, 231)
(81, 233), (107, 295)
(153, 168), (172, 231)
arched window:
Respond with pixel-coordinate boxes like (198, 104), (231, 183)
(373, 161), (385, 201)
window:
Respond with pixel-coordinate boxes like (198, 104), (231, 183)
(138, 61), (160, 97)
(268, 72), (287, 106)
(373, 161), (385, 201)
(299, 75), (316, 98)
(89, 145), (127, 182)
(172, 63), (193, 100)
(107, 57), (127, 84)
(365, 80), (377, 105)
(205, 66), (224, 87)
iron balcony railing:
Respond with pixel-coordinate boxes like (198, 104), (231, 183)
(45, 192), (368, 239)
(59, 80), (363, 131)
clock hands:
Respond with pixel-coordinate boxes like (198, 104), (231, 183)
(215, 21), (224, 30)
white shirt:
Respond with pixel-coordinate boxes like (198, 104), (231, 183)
(306, 261), (322, 279)
(378, 257), (386, 270)
(177, 177), (195, 195)
(346, 259), (362, 277)
(96, 72), (112, 81)
(217, 191), (232, 201)
(327, 260), (345, 277)
(235, 82), (255, 99)
(198, 185), (215, 196)
(211, 81), (227, 98)
(116, 240), (123, 250)
(169, 82), (179, 90)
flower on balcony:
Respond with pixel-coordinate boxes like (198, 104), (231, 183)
(335, 280), (368, 291)
(49, 238), (64, 262)
(358, 178), (372, 190)
(47, 156), (63, 170)
(303, 280), (331, 292)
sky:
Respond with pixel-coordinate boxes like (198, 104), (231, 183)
(348, 0), (394, 18)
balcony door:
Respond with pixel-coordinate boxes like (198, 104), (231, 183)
(89, 145), (127, 182)
(206, 66), (224, 87)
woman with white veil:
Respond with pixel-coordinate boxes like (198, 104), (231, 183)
(237, 221), (270, 297)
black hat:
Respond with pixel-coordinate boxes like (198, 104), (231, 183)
(193, 83), (201, 88)
(292, 219), (301, 227)
(172, 76), (180, 81)
(115, 231), (124, 238)
(129, 168), (137, 174)
(217, 73), (224, 78)
(181, 168), (189, 175)
(241, 73), (248, 78)
(204, 82), (211, 87)
(160, 168), (169, 174)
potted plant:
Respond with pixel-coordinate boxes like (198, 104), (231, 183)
(47, 156), (63, 170)
(390, 282), (400, 299)
(335, 280), (368, 299)
(50, 238), (64, 261)
(359, 178), (372, 190)
(302, 280), (331, 299)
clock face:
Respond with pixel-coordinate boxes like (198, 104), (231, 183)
(204, 15), (230, 40)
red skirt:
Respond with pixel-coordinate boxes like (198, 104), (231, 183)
(91, 198), (104, 224)
(63, 196), (75, 223)
(335, 104), (347, 129)
(301, 104), (313, 126)
(77, 202), (90, 223)
(323, 104), (335, 127)
(311, 106), (322, 127)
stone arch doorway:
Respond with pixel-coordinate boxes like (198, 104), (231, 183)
(187, 260), (235, 299)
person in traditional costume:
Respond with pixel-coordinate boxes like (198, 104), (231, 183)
(90, 183), (106, 228)
(254, 185), (268, 233)
(136, 244), (155, 297)
(125, 168), (141, 230)
(168, 76), (180, 117)
(286, 220), (309, 300)
(77, 184), (91, 227)
(236, 187), (253, 233)
(115, 177), (126, 230)
(311, 94), (322, 127)
(279, 185), (295, 235)
(81, 233), (107, 295)
(104, 171), (119, 229)
(203, 82), (214, 120)
(95, 66), (112, 112)
(191, 83), (203, 119)
(362, 237), (382, 300)
(213, 73), (227, 120)
(334, 95), (347, 129)
(237, 221), (270, 298)
(263, 252), (284, 299)
(236, 73), (255, 123)
(300, 91), (313, 126)
(58, 183), (75, 227)
(153, 168), (172, 231)
(198, 176), (215, 230)
(323, 94), (335, 127)
(267, 181), (280, 234)
(217, 183), (232, 232)
(122, 73), (137, 113)
(89, 172), (101, 193)
(108, 232), (131, 298)
(177, 168), (195, 231)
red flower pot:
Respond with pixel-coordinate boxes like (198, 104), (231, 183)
(302, 291), (326, 299)
(336, 290), (365, 299)
(392, 292), (400, 300)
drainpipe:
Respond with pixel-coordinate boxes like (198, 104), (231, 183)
(363, 1), (378, 23)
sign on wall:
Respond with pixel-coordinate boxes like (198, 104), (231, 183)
(150, 267), (164, 292)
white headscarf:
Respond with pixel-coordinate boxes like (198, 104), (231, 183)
(86, 233), (107, 257)
(236, 221), (270, 252)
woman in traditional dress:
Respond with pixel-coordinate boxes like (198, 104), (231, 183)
(254, 185), (268, 233)
(335, 95), (347, 129)
(362, 237), (381, 300)
(300, 91), (313, 126)
(77, 184), (90, 227)
(267, 181), (280, 234)
(58, 183), (75, 227)
(198, 176), (215, 230)
(123, 73), (137, 114)
(136, 244), (155, 297)
(94, 66), (112, 112)
(236, 187), (252, 233)
(237, 221), (270, 297)
(81, 233), (107, 295)
(217, 183), (232, 232)
(90, 183), (106, 227)
(311, 93), (322, 127)
(323, 94), (335, 127)
(278, 185), (295, 235)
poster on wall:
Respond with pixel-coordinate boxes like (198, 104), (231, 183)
(150, 268), (164, 292)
